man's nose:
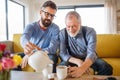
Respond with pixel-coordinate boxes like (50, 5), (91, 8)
(69, 26), (73, 32)
(47, 15), (53, 19)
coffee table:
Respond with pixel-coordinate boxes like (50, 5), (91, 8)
(10, 70), (120, 80)
(65, 74), (120, 80)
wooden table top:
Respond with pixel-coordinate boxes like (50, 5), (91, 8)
(10, 71), (120, 80)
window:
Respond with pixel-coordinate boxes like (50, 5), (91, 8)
(0, 0), (25, 41)
(53, 9), (74, 30)
(76, 7), (105, 34)
(53, 5), (105, 34)
(8, 0), (24, 40)
(0, 0), (6, 40)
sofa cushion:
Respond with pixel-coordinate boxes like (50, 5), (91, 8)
(96, 34), (120, 58)
(103, 58), (120, 76)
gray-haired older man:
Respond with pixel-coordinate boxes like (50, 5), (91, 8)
(59, 11), (113, 77)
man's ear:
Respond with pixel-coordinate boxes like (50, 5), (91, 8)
(40, 10), (42, 15)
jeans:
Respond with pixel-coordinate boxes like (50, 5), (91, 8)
(13, 53), (58, 73)
(59, 58), (113, 75)
(91, 58), (113, 75)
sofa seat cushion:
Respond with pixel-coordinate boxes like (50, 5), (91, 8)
(102, 58), (120, 76)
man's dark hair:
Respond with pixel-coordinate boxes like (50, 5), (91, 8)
(42, 0), (57, 10)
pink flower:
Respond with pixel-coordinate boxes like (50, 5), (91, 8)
(2, 57), (15, 70)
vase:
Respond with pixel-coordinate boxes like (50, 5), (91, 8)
(0, 70), (10, 80)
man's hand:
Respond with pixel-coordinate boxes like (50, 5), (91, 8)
(22, 42), (41, 68)
(75, 59), (83, 67)
(21, 55), (30, 68)
(68, 66), (87, 78)
(68, 58), (93, 78)
(24, 42), (41, 55)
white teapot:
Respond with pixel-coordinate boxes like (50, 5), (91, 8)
(28, 50), (53, 72)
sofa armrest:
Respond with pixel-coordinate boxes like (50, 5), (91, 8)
(0, 40), (14, 53)
(13, 34), (23, 53)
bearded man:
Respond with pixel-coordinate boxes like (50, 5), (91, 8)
(18, 1), (59, 73)
(59, 11), (113, 77)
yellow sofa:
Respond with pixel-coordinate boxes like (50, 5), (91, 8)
(96, 34), (120, 76)
(2, 34), (120, 76)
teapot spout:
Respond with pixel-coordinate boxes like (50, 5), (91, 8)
(48, 59), (53, 64)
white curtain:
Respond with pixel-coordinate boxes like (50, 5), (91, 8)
(104, 0), (117, 34)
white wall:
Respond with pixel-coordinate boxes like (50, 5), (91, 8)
(28, 1), (41, 23)
(55, 0), (105, 6)
(39, 0), (105, 6)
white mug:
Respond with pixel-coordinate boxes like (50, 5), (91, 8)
(57, 66), (67, 80)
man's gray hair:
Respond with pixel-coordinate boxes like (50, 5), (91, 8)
(65, 11), (81, 23)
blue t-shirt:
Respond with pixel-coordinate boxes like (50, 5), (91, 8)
(20, 21), (60, 54)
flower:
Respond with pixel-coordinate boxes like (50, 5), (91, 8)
(0, 43), (22, 72)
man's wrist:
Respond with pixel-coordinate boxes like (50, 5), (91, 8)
(72, 58), (83, 67)
(42, 50), (49, 54)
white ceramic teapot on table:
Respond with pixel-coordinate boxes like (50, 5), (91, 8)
(28, 50), (53, 73)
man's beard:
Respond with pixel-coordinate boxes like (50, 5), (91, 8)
(41, 17), (51, 27)
(67, 27), (80, 37)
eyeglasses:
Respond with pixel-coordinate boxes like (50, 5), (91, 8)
(42, 10), (55, 18)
